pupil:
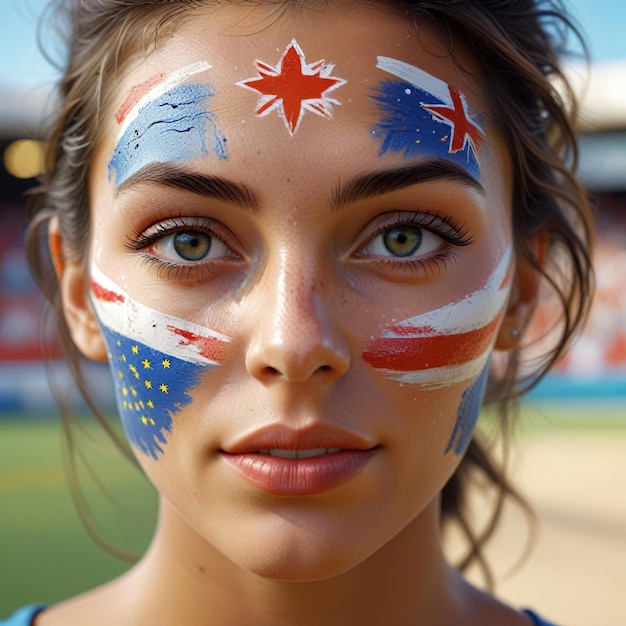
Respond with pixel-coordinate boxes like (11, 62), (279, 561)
(173, 231), (211, 261)
(383, 227), (422, 257)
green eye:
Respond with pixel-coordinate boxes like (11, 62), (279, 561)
(172, 231), (212, 261)
(382, 226), (423, 257)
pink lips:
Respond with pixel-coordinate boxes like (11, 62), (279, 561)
(220, 424), (378, 496)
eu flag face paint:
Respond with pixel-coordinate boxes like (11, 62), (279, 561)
(90, 265), (231, 459)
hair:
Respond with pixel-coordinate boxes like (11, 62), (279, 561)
(27, 0), (594, 585)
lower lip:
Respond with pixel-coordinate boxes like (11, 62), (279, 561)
(220, 449), (378, 496)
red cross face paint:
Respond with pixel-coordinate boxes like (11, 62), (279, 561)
(371, 56), (485, 181)
(362, 247), (513, 390)
(237, 39), (347, 135)
(89, 264), (231, 459)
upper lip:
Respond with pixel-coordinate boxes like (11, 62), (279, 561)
(221, 422), (377, 454)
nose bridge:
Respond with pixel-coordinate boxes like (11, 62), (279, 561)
(274, 249), (323, 340)
(245, 247), (350, 384)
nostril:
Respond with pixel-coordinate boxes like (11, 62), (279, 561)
(318, 365), (332, 373)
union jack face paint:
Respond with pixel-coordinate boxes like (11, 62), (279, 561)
(362, 247), (513, 390)
(108, 61), (227, 189)
(89, 265), (231, 459)
(363, 248), (512, 457)
(371, 56), (485, 180)
(237, 40), (346, 136)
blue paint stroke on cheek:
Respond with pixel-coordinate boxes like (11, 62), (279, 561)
(99, 324), (213, 459)
(370, 80), (481, 180)
(445, 360), (490, 456)
(108, 82), (227, 188)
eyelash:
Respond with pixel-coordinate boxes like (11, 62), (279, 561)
(124, 211), (472, 281)
(356, 210), (472, 274)
(124, 216), (238, 281)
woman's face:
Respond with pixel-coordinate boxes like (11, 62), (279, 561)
(79, 2), (515, 579)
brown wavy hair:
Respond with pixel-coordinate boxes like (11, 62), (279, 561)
(26, 0), (594, 584)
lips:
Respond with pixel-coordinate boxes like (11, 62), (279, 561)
(220, 424), (378, 496)
(257, 448), (341, 459)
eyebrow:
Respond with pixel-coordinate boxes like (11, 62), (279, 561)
(331, 159), (485, 211)
(114, 163), (258, 212)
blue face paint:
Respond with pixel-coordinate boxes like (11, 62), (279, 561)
(100, 325), (212, 459)
(108, 82), (227, 188)
(371, 56), (484, 181)
(445, 360), (490, 456)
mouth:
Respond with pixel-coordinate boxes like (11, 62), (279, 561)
(220, 424), (378, 496)
(256, 448), (342, 459)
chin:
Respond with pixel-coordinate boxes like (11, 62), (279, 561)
(235, 548), (366, 583)
(212, 516), (379, 583)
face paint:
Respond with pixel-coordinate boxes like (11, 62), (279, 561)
(362, 247), (512, 390)
(89, 264), (231, 459)
(371, 56), (484, 180)
(445, 358), (490, 456)
(108, 61), (227, 188)
(237, 39), (346, 135)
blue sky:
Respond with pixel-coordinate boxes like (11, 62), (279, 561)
(1, 0), (625, 88)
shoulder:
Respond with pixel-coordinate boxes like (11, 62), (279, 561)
(522, 609), (561, 626)
(0, 606), (47, 626)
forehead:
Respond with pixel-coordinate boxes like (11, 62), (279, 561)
(109, 3), (490, 134)
(98, 1), (509, 206)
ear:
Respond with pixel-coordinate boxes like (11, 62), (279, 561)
(49, 218), (108, 362)
(495, 238), (546, 351)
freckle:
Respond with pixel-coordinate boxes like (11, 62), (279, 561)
(198, 565), (206, 574)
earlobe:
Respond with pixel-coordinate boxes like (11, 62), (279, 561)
(495, 243), (544, 351)
(50, 218), (108, 363)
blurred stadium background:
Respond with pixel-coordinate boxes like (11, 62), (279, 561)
(0, 1), (624, 624)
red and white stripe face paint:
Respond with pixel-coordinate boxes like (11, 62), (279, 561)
(362, 247), (513, 390)
(89, 264), (230, 367)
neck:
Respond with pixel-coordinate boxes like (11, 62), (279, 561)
(120, 497), (469, 626)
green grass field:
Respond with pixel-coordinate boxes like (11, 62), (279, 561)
(0, 403), (624, 616)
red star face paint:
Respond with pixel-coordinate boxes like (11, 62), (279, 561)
(89, 264), (231, 459)
(371, 56), (485, 181)
(237, 40), (346, 135)
(362, 246), (512, 390)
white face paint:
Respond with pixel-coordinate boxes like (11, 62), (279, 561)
(362, 246), (513, 389)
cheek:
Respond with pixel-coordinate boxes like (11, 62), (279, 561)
(362, 246), (511, 387)
(100, 325), (209, 459)
(90, 266), (231, 459)
(444, 359), (490, 456)
(361, 249), (512, 455)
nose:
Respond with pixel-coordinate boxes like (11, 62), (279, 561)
(244, 254), (350, 385)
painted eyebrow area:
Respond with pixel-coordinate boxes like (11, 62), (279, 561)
(114, 163), (258, 212)
(332, 159), (485, 211)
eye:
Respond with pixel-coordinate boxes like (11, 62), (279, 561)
(363, 224), (443, 259)
(153, 229), (232, 263)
